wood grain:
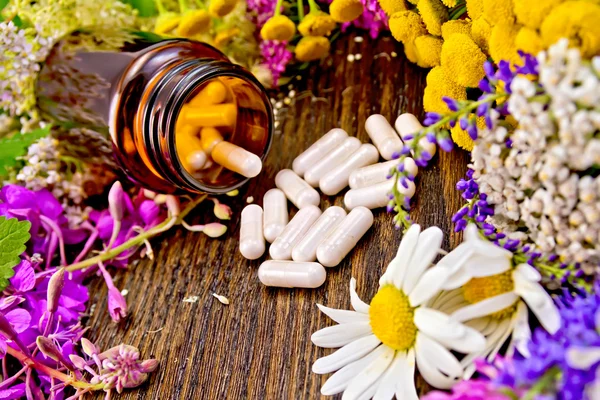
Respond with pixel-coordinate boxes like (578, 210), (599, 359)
(87, 33), (469, 399)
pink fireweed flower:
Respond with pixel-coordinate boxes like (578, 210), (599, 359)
(211, 198), (232, 220)
(260, 40), (293, 86)
(94, 344), (159, 393)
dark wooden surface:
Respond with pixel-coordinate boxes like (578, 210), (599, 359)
(87, 32), (469, 399)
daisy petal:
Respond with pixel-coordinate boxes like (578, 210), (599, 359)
(465, 317), (492, 332)
(402, 227), (443, 295)
(515, 263), (542, 282)
(408, 267), (451, 307)
(342, 345), (395, 400)
(436, 243), (473, 274)
(465, 253), (511, 277)
(566, 346), (600, 370)
(481, 318), (500, 336)
(321, 345), (386, 395)
(350, 278), (370, 314)
(450, 292), (519, 322)
(311, 322), (373, 348)
(396, 348), (419, 400)
(442, 267), (473, 290)
(510, 302), (531, 357)
(313, 335), (381, 374)
(415, 307), (485, 354)
(415, 333), (462, 389)
(513, 270), (560, 333)
(380, 224), (421, 287)
(317, 304), (370, 324)
(373, 351), (405, 400)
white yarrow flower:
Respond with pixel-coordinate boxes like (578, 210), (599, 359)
(311, 225), (486, 399)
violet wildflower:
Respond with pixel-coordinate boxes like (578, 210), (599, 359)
(259, 40), (293, 87)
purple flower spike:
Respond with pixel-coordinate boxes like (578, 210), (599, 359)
(439, 138), (454, 152)
(467, 123), (479, 140)
(442, 96), (460, 111)
(485, 113), (494, 129)
(386, 204), (394, 213)
(421, 151), (432, 161)
(397, 163), (405, 172)
(477, 102), (489, 117)
(479, 78), (494, 93)
(459, 117), (469, 130)
(391, 151), (400, 160)
(484, 61), (495, 79)
(400, 146), (411, 156)
(449, 119), (456, 128)
(424, 112), (442, 126)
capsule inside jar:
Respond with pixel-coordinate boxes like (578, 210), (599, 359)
(174, 77), (267, 187)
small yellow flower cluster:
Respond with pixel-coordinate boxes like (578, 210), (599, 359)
(260, 0), (364, 62)
(154, 0), (238, 38)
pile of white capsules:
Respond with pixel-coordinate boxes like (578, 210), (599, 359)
(239, 113), (435, 289)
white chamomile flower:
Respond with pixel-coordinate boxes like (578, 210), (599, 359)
(432, 224), (560, 376)
(310, 225), (486, 400)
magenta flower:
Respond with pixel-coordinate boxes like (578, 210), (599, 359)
(260, 40), (293, 86)
(337, 0), (388, 38)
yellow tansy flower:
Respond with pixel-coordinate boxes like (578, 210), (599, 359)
(489, 23), (520, 64)
(471, 17), (491, 53)
(403, 39), (419, 63)
(407, 0), (419, 3)
(440, 33), (486, 87)
(414, 35), (443, 67)
(176, 10), (211, 36)
(515, 26), (543, 55)
(465, 0), (483, 19)
(389, 10), (428, 43)
(214, 28), (241, 47)
(513, 0), (563, 30)
(540, 0), (600, 58)
(441, 20), (472, 40)
(329, 0), (364, 22)
(298, 12), (337, 36)
(450, 114), (485, 151)
(483, 0), (515, 26)
(377, 0), (408, 16)
(441, 0), (457, 6)
(423, 66), (467, 113)
(417, 0), (448, 36)
(295, 36), (331, 61)
(208, 0), (238, 17)
(260, 15), (296, 41)
(154, 13), (181, 34)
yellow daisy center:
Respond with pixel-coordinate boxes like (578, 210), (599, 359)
(462, 270), (516, 319)
(369, 285), (417, 351)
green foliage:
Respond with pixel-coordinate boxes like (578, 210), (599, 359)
(0, 217), (31, 290)
(124, 0), (157, 17)
(0, 126), (51, 180)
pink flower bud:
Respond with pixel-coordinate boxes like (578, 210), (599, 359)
(140, 359), (159, 373)
(212, 199), (232, 220)
(46, 268), (65, 313)
(36, 336), (74, 370)
(203, 222), (227, 238)
(107, 286), (127, 322)
(108, 181), (125, 222)
(69, 354), (87, 370)
(81, 338), (99, 357)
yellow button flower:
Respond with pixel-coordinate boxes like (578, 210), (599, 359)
(466, 0), (484, 19)
(423, 66), (467, 113)
(489, 22), (520, 64)
(389, 10), (427, 43)
(483, 0), (515, 26)
(176, 10), (211, 36)
(329, 0), (364, 22)
(442, 0), (457, 6)
(515, 26), (543, 55)
(450, 114), (485, 151)
(214, 27), (241, 47)
(377, 0), (408, 15)
(403, 39), (419, 63)
(514, 0), (563, 30)
(208, 0), (238, 17)
(441, 33), (486, 87)
(540, 0), (600, 58)
(298, 11), (337, 36)
(154, 13), (181, 34)
(260, 15), (297, 41)
(417, 0), (448, 36)
(471, 17), (491, 53)
(295, 36), (331, 61)
(441, 19), (472, 40)
(414, 35), (442, 67)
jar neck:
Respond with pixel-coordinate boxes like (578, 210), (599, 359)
(140, 59), (273, 194)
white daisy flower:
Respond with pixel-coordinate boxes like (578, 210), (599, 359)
(432, 224), (561, 376)
(311, 224), (486, 399)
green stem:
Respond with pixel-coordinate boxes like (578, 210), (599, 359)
(297, 0), (305, 20)
(154, 0), (167, 14)
(306, 0), (319, 13)
(178, 0), (188, 13)
(522, 367), (559, 400)
(274, 0), (284, 16)
(65, 195), (207, 272)
(7, 347), (104, 391)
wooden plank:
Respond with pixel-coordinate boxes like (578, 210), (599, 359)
(87, 33), (469, 399)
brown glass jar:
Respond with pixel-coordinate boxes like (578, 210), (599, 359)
(36, 28), (273, 194)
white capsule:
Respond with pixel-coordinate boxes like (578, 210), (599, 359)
(258, 260), (326, 288)
(344, 179), (416, 210)
(212, 141), (263, 178)
(269, 205), (322, 260)
(186, 150), (208, 170)
(275, 169), (321, 209)
(304, 137), (362, 187)
(292, 128), (348, 177)
(365, 114), (404, 160)
(239, 204), (265, 260)
(292, 206), (347, 262)
(319, 144), (379, 196)
(349, 158), (418, 189)
(263, 189), (289, 243)
(316, 207), (374, 267)
(394, 113), (437, 158)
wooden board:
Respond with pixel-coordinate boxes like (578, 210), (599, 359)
(87, 33), (469, 399)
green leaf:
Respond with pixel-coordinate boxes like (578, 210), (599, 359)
(124, 0), (157, 17)
(0, 217), (31, 290)
(0, 126), (51, 180)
